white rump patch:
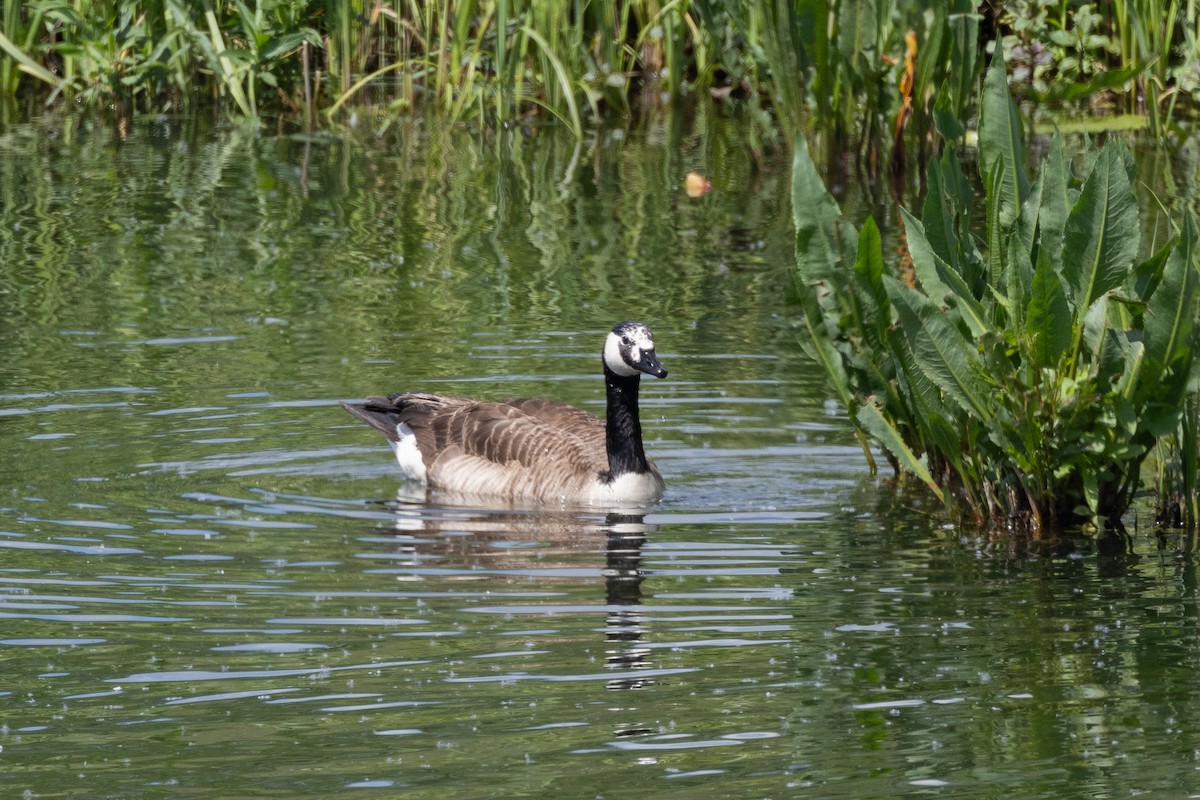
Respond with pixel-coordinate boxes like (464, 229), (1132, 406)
(390, 421), (427, 482)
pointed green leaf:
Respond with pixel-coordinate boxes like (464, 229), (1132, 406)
(799, 295), (854, 412)
(1016, 167), (1043, 259)
(791, 134), (855, 281)
(947, 10), (981, 114)
(890, 328), (961, 426)
(1095, 327), (1130, 392)
(1115, 339), (1145, 399)
(0, 28), (66, 89)
(1026, 248), (1072, 369)
(922, 157), (959, 269)
(1061, 141), (1139, 312)
(856, 401), (945, 502)
(885, 275), (994, 421)
(1081, 469), (1099, 517)
(1037, 133), (1070, 271)
(1133, 241), (1173, 301)
(933, 88), (966, 141)
(901, 207), (987, 337)
(978, 49), (1028, 229)
(837, 0), (879, 68)
(1006, 232), (1032, 334)
(984, 159), (1007, 282)
(853, 217), (890, 334)
(1142, 212), (1199, 387)
(1082, 294), (1110, 357)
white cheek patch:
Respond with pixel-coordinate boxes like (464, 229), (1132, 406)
(604, 333), (640, 376)
(390, 421), (428, 482)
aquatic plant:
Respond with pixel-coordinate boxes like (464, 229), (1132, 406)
(998, 0), (1200, 134)
(0, 0), (699, 131)
(0, 0), (982, 155)
(792, 51), (1200, 531)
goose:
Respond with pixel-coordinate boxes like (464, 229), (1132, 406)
(341, 321), (668, 506)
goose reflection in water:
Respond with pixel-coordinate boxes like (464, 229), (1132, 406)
(377, 501), (659, 697)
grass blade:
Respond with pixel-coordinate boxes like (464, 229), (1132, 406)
(0, 27), (64, 89)
(519, 24), (581, 138)
(205, 9), (252, 116)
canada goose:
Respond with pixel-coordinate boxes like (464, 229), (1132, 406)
(341, 321), (668, 505)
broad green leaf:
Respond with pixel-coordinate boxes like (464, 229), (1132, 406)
(1133, 242), (1173, 301)
(978, 49), (1028, 229)
(922, 157), (958, 269)
(856, 401), (945, 502)
(1095, 327), (1131, 391)
(984, 160), (1007, 284)
(1115, 339), (1145, 399)
(837, 0), (878, 68)
(932, 148), (979, 278)
(1081, 469), (1099, 517)
(800, 296), (854, 412)
(1006, 232), (1032, 335)
(1139, 365), (1193, 436)
(1061, 140), (1139, 311)
(1016, 167), (1043, 260)
(1026, 248), (1072, 369)
(1037, 133), (1070, 271)
(799, 293), (879, 474)
(933, 88), (966, 141)
(1082, 294), (1110, 357)
(914, 7), (949, 103)
(262, 30), (322, 61)
(205, 9), (253, 117)
(947, 11), (981, 114)
(886, 275), (994, 421)
(1142, 212), (1199, 388)
(890, 329), (961, 427)
(901, 207), (987, 337)
(853, 217), (890, 338)
(791, 135), (855, 280)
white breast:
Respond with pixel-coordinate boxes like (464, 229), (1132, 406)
(582, 470), (665, 506)
(388, 422), (428, 482)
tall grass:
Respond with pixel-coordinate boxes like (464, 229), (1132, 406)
(0, 0), (981, 149)
(4, 2), (1200, 150)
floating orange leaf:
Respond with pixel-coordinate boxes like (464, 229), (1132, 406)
(684, 172), (712, 198)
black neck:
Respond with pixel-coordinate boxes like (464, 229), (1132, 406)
(603, 366), (651, 480)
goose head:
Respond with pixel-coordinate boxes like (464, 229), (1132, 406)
(603, 321), (667, 379)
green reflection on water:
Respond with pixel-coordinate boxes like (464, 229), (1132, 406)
(0, 114), (797, 397)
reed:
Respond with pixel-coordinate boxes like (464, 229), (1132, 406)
(1108, 0), (1182, 128)
(3, 1), (1200, 150)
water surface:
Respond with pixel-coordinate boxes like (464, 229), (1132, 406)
(2, 117), (1200, 798)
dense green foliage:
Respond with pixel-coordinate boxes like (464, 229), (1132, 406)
(3, 2), (1200, 144)
(792, 52), (1200, 530)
